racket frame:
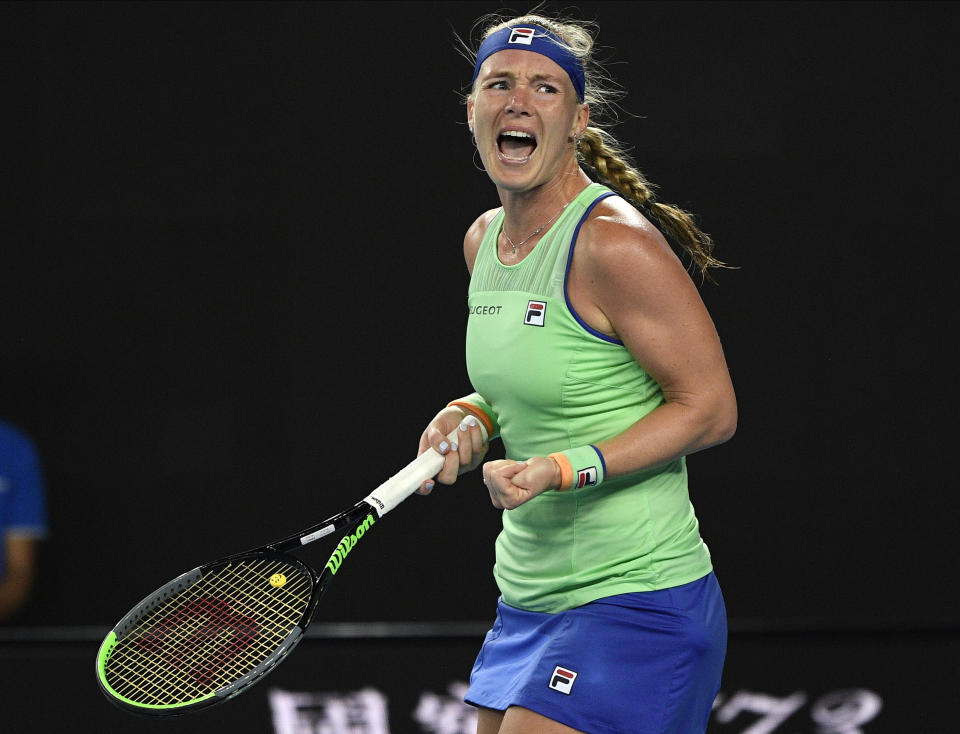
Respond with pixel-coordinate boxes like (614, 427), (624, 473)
(96, 421), (484, 716)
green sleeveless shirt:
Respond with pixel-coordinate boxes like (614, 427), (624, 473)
(465, 182), (713, 613)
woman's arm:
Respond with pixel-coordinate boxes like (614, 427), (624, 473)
(570, 201), (737, 475)
(483, 200), (736, 509)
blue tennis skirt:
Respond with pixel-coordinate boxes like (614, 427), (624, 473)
(464, 572), (726, 734)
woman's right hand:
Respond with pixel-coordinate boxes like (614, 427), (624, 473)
(416, 406), (489, 494)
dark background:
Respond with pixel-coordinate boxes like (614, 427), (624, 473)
(4, 0), (957, 637)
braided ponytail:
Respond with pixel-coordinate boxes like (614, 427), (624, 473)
(578, 128), (725, 278)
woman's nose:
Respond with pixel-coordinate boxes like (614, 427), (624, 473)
(506, 87), (531, 114)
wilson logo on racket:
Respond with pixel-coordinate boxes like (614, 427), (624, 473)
(524, 300), (546, 327)
(325, 513), (376, 575)
(576, 466), (598, 489)
(548, 665), (578, 694)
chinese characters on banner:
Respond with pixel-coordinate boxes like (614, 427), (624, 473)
(268, 684), (882, 734)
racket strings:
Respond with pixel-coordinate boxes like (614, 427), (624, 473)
(107, 559), (310, 705)
(103, 557), (312, 707)
(140, 559), (309, 700)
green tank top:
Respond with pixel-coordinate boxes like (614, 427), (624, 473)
(466, 182), (713, 612)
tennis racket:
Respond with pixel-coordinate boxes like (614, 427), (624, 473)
(95, 422), (485, 716)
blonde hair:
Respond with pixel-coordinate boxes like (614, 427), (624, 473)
(461, 10), (727, 279)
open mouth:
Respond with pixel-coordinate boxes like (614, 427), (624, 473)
(497, 130), (537, 161)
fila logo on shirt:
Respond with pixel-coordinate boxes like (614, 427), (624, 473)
(549, 665), (578, 694)
(508, 27), (536, 45)
(524, 300), (547, 327)
(576, 466), (598, 489)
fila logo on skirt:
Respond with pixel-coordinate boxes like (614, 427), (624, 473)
(549, 666), (578, 694)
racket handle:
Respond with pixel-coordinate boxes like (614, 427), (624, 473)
(363, 420), (489, 517)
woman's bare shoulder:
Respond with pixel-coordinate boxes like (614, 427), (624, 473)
(464, 207), (502, 273)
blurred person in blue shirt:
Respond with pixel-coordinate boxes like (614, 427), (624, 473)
(0, 419), (49, 622)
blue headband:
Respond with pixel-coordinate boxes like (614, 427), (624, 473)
(472, 25), (586, 102)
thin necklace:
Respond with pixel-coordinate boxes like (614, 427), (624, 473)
(502, 201), (569, 256)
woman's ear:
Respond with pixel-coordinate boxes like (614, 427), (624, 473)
(571, 103), (590, 140)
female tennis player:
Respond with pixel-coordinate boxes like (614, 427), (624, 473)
(418, 11), (737, 734)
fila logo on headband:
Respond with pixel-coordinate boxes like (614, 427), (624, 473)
(549, 665), (578, 694)
(508, 27), (536, 45)
(576, 466), (598, 489)
(524, 300), (546, 327)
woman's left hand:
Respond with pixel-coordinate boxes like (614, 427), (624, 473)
(481, 456), (562, 510)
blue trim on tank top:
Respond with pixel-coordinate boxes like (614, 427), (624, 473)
(563, 191), (622, 345)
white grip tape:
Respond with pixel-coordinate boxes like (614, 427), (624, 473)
(363, 419), (488, 517)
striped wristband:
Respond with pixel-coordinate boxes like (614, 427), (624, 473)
(548, 445), (607, 491)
